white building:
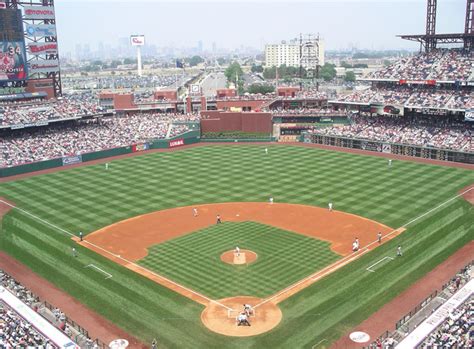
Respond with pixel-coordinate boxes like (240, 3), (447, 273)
(265, 37), (325, 69)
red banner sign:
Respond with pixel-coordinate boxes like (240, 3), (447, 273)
(169, 139), (184, 148)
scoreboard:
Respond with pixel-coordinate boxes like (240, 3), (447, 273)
(0, 8), (28, 83)
(0, 9), (23, 41)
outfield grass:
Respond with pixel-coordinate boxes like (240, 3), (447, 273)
(139, 221), (340, 299)
(0, 145), (473, 348)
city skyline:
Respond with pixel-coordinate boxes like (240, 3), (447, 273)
(56, 0), (465, 58)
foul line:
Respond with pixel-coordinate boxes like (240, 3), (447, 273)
(85, 264), (113, 279)
(0, 199), (232, 311)
(366, 256), (394, 273)
(401, 186), (473, 228)
(254, 186), (473, 308)
(0, 187), (471, 312)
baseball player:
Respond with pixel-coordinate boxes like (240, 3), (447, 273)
(72, 247), (77, 257)
(355, 237), (359, 249)
(397, 245), (402, 257)
(269, 196), (274, 204)
(328, 202), (333, 211)
(193, 208), (198, 217)
(235, 246), (240, 256)
(377, 232), (382, 244)
(243, 304), (253, 317)
(352, 241), (358, 252)
(264, 148), (268, 155)
(79, 231), (83, 242)
(105, 163), (109, 170)
(388, 159), (392, 167)
(236, 312), (251, 326)
(216, 214), (222, 224)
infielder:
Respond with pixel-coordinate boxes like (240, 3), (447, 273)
(269, 196), (274, 204)
(377, 232), (382, 244)
(193, 208), (198, 217)
(216, 214), (222, 224)
(328, 202), (333, 211)
(397, 245), (402, 257)
(235, 246), (240, 256)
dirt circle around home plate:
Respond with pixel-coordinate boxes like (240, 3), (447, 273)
(220, 250), (258, 265)
(201, 296), (282, 337)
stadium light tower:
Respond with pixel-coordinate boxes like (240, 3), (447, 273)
(130, 35), (145, 76)
(465, 0), (474, 49)
(426, 0), (437, 51)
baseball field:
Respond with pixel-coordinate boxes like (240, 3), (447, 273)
(0, 144), (473, 348)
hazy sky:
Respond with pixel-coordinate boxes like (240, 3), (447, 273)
(55, 0), (465, 53)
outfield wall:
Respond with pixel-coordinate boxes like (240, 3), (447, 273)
(303, 133), (474, 164)
(0, 131), (200, 178)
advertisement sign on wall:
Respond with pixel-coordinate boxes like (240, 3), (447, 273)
(0, 41), (28, 82)
(28, 43), (58, 55)
(23, 5), (55, 20)
(130, 35), (145, 46)
(169, 139), (184, 148)
(62, 155), (82, 166)
(26, 24), (57, 37)
(132, 143), (150, 152)
(28, 60), (60, 74)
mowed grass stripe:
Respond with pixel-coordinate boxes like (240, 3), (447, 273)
(1, 144), (473, 348)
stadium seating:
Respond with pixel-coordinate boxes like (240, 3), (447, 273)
(0, 113), (199, 167)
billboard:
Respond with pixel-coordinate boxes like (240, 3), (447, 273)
(0, 41), (28, 82)
(169, 139), (184, 148)
(28, 43), (58, 55)
(23, 5), (55, 20)
(465, 109), (474, 122)
(26, 24), (57, 37)
(130, 35), (145, 46)
(28, 60), (59, 74)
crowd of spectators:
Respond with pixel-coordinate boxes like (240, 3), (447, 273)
(0, 113), (199, 167)
(310, 114), (473, 152)
(336, 87), (473, 111)
(368, 49), (473, 81)
(0, 92), (105, 127)
(271, 107), (346, 116)
(63, 74), (191, 90)
(1, 269), (102, 348)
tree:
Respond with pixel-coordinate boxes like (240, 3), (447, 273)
(251, 64), (264, 73)
(247, 84), (275, 94)
(344, 71), (356, 82)
(189, 55), (204, 67)
(224, 61), (244, 93)
(320, 63), (337, 82)
(340, 61), (352, 69)
(263, 66), (276, 79)
(123, 58), (134, 65)
(110, 60), (121, 69)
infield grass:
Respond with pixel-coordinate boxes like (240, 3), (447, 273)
(0, 144), (473, 348)
(140, 221), (340, 299)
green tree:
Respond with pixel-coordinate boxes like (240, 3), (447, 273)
(123, 58), (134, 65)
(224, 61), (244, 93)
(251, 64), (264, 73)
(320, 63), (337, 81)
(247, 84), (275, 94)
(189, 55), (204, 67)
(344, 71), (356, 82)
(110, 60), (121, 69)
(263, 66), (276, 79)
(340, 61), (352, 69)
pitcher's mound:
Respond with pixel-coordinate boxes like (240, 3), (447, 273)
(220, 250), (257, 265)
(201, 296), (282, 337)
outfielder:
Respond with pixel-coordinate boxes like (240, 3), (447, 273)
(328, 202), (333, 211)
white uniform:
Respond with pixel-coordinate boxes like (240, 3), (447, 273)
(105, 163), (109, 170)
(269, 197), (274, 204)
(328, 202), (333, 211)
(265, 148), (268, 154)
(388, 159), (392, 166)
(193, 208), (198, 217)
(235, 246), (240, 256)
(352, 242), (358, 252)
